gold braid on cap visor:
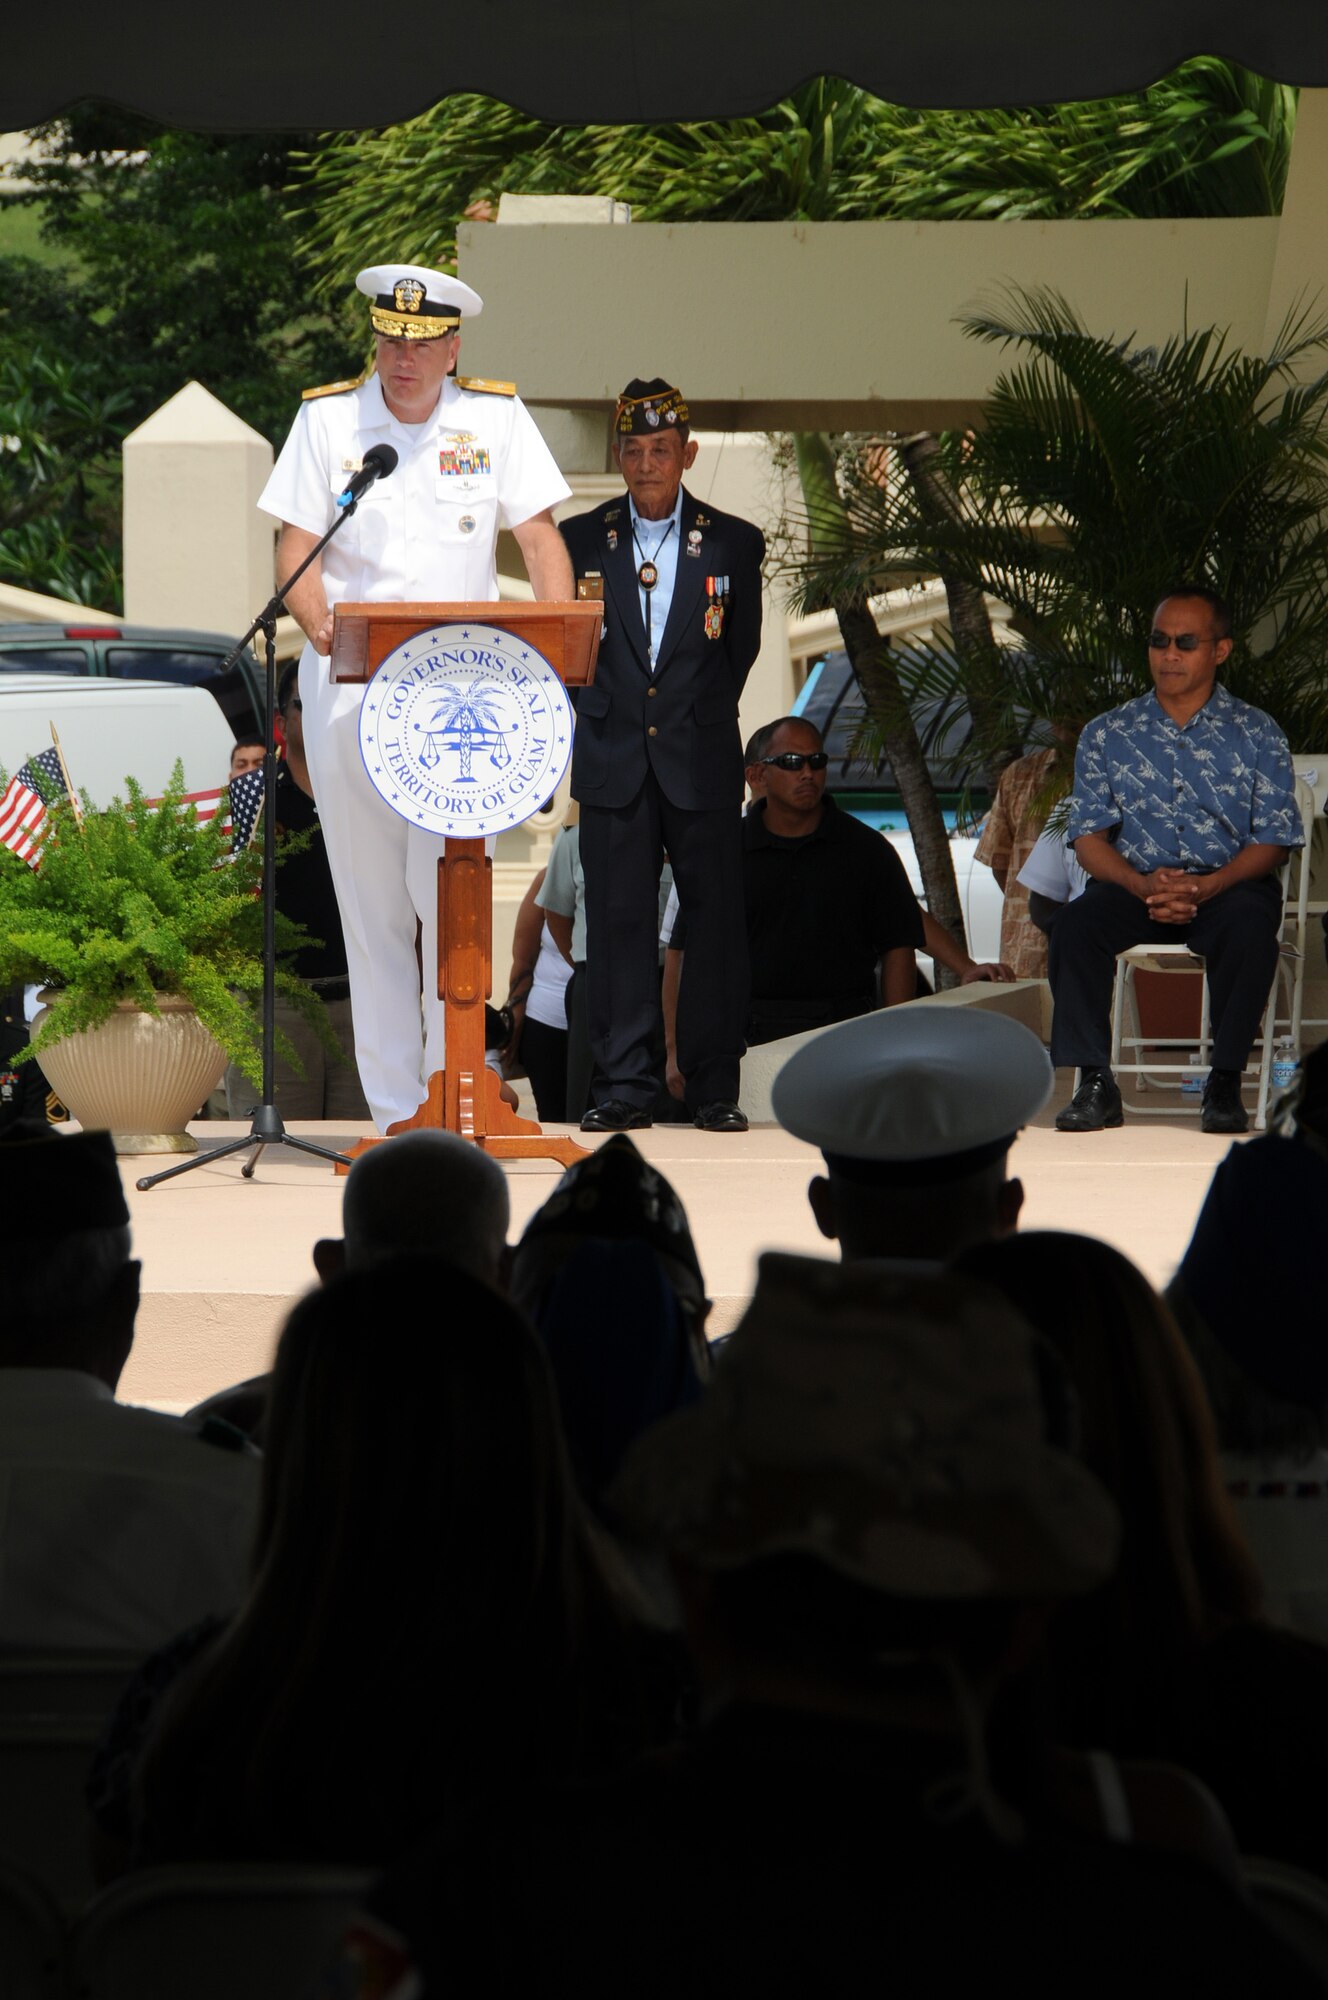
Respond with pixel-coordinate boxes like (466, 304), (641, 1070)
(370, 306), (462, 340)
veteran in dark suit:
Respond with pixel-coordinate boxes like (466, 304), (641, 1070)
(562, 379), (765, 1133)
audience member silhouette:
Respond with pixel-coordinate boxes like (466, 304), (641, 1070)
(331, 1256), (1315, 1996)
(510, 1134), (710, 1352)
(957, 1229), (1328, 1877)
(771, 1007), (1052, 1261)
(1168, 1048), (1328, 1641)
(95, 1259), (666, 1870)
(189, 1130), (514, 1442)
(314, 1128), (511, 1286)
(0, 1123), (259, 1653)
(534, 1236), (704, 1521)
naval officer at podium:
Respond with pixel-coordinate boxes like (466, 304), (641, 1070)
(260, 263), (573, 1132)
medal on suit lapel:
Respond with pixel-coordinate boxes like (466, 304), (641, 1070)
(607, 528), (618, 552)
(632, 517), (676, 663)
(704, 577), (724, 641)
(687, 528), (702, 558)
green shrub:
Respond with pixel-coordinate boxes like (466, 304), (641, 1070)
(0, 763), (333, 1087)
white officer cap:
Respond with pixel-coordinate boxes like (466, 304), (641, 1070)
(356, 263), (484, 339)
(772, 1007), (1052, 1183)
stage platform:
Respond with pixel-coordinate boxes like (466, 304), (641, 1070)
(112, 1064), (1247, 1412)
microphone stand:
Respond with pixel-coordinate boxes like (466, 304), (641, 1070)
(138, 493), (375, 1189)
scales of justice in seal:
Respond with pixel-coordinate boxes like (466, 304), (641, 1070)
(330, 600), (602, 1168)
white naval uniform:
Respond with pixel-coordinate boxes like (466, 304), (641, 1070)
(259, 373), (571, 1129)
(0, 1370), (260, 1653)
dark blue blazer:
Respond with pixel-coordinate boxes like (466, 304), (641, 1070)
(561, 486), (765, 812)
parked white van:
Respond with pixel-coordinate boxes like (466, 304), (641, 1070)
(0, 676), (237, 807)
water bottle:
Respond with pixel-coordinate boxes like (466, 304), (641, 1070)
(1272, 1037), (1299, 1096)
(1179, 1053), (1204, 1095)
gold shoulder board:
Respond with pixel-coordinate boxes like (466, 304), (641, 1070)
(455, 375), (517, 397)
(301, 374), (365, 402)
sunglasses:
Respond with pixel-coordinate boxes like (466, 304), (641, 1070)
(759, 751), (829, 772)
(1148, 631), (1217, 652)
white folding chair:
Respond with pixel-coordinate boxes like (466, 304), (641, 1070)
(1244, 1855), (1328, 1976)
(1281, 757), (1328, 1048)
(0, 1855), (66, 2000)
(70, 1863), (375, 2000)
(1108, 853), (1294, 1132)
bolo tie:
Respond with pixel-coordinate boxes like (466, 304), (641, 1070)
(632, 519), (676, 664)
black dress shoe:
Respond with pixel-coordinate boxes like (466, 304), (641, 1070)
(693, 1101), (749, 1133)
(581, 1100), (653, 1132)
(1055, 1068), (1124, 1132)
(1201, 1068), (1249, 1135)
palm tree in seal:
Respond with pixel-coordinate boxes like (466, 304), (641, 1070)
(420, 686), (513, 783)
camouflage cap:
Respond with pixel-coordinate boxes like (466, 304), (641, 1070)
(513, 1133), (707, 1325)
(610, 1252), (1118, 1599)
(517, 1135), (702, 1287)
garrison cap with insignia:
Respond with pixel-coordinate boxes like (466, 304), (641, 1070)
(0, 1123), (130, 1232)
(615, 378), (690, 436)
(773, 1007), (1053, 1185)
(356, 263), (483, 340)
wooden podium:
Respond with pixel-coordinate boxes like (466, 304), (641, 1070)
(329, 600), (601, 1170)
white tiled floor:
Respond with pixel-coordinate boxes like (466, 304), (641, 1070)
(114, 1068), (1243, 1410)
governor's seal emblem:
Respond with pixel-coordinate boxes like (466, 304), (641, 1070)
(360, 623), (573, 838)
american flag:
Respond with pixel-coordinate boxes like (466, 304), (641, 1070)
(145, 769), (265, 851)
(146, 783), (232, 830)
(147, 768), (266, 848)
(227, 767), (266, 851)
(0, 746), (69, 869)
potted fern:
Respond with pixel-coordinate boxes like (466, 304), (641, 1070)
(0, 764), (331, 1153)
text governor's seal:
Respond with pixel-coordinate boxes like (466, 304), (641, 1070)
(359, 623), (573, 838)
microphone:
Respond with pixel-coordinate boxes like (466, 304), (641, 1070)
(337, 443), (398, 507)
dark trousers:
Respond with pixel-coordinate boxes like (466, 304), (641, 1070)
(519, 1014), (570, 1125)
(1049, 876), (1283, 1071)
(580, 778), (748, 1111)
(563, 963), (593, 1122)
(565, 960), (689, 1122)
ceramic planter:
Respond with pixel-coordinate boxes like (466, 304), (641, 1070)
(33, 994), (227, 1155)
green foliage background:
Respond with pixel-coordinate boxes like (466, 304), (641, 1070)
(0, 61), (1298, 609)
(0, 116), (359, 608)
(291, 62), (1296, 285)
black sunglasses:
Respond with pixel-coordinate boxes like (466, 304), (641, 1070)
(759, 751), (829, 772)
(1148, 631), (1217, 653)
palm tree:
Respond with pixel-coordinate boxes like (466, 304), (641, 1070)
(790, 292), (1328, 779)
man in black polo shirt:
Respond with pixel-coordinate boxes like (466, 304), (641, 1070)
(664, 718), (1010, 1078)
(223, 667), (370, 1122)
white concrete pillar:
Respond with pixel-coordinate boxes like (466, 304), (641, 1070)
(122, 382), (274, 635)
(1263, 90), (1328, 358)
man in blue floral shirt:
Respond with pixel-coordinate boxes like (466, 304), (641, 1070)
(1051, 585), (1301, 1135)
